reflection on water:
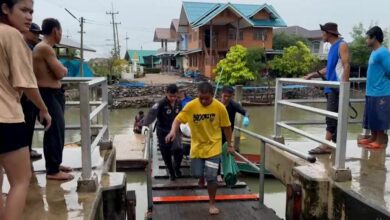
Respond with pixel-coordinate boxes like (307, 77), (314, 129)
(31, 103), (365, 218)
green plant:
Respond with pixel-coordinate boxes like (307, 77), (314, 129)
(273, 32), (310, 50)
(144, 68), (161, 74)
(246, 47), (267, 76)
(213, 45), (255, 86)
(269, 41), (320, 77)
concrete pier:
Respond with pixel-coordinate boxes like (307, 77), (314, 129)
(1, 147), (127, 220)
(265, 140), (390, 219)
(114, 134), (148, 170)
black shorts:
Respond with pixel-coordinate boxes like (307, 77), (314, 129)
(325, 92), (339, 142)
(0, 123), (28, 154)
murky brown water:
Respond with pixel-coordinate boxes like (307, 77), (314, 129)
(32, 103), (365, 219)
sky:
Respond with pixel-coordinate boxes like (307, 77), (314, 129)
(33, 0), (390, 60)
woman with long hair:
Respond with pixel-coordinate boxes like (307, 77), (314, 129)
(0, 0), (51, 219)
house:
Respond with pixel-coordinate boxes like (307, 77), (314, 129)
(124, 50), (160, 68)
(274, 26), (329, 59)
(55, 38), (96, 77)
(153, 19), (187, 72)
(178, 2), (287, 78)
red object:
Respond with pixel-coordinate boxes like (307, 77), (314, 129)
(234, 154), (260, 163)
(153, 194), (259, 203)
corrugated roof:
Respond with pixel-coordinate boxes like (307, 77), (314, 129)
(126, 50), (157, 65)
(153, 28), (176, 42)
(275, 26), (322, 39)
(181, 2), (286, 28)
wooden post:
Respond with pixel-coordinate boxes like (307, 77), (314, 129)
(233, 85), (243, 152)
(126, 191), (136, 220)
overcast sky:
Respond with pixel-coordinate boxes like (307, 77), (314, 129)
(33, 0), (390, 60)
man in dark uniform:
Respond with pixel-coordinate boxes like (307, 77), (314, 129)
(220, 86), (250, 144)
(21, 22), (43, 160)
(144, 84), (183, 181)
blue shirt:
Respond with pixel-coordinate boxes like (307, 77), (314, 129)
(366, 46), (390, 97)
(325, 39), (345, 94)
(181, 96), (192, 108)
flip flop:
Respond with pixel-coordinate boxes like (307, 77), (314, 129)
(308, 146), (332, 154)
(357, 138), (374, 145)
(367, 142), (387, 149)
(209, 207), (220, 215)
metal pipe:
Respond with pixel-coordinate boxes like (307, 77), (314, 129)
(278, 100), (338, 119)
(235, 127), (316, 163)
(278, 78), (340, 87)
(273, 79), (282, 138)
(146, 125), (153, 211)
(66, 101), (102, 106)
(259, 140), (265, 206)
(90, 125), (108, 152)
(101, 80), (110, 140)
(287, 98), (365, 104)
(89, 102), (108, 121)
(281, 120), (363, 126)
(79, 82), (92, 180)
(335, 82), (351, 169)
(277, 122), (336, 149)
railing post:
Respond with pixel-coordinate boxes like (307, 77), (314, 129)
(331, 81), (352, 182)
(77, 82), (98, 192)
(259, 140), (266, 206)
(102, 79), (110, 140)
(233, 85), (243, 152)
(273, 79), (284, 143)
(146, 125), (154, 215)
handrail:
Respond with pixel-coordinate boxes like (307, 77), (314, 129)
(234, 126), (315, 207)
(235, 127), (316, 163)
(145, 125), (154, 213)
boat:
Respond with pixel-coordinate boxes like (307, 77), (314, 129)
(234, 153), (272, 175)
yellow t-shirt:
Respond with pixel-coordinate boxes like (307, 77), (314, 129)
(0, 23), (37, 123)
(176, 98), (231, 159)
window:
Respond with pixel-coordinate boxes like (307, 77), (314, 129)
(228, 29), (236, 40)
(239, 30), (244, 41)
(253, 29), (267, 41)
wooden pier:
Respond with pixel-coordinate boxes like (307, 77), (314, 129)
(149, 147), (281, 220)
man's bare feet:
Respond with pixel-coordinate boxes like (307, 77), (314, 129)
(209, 206), (220, 215)
(47, 171), (74, 181)
(198, 177), (205, 187)
(59, 165), (73, 173)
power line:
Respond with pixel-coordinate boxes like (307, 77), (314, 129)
(106, 3), (120, 58)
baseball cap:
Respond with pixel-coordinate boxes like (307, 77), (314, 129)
(29, 23), (42, 34)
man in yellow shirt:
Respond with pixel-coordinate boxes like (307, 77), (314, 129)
(166, 82), (233, 215)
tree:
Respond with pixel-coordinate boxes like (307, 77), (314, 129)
(269, 41), (320, 77)
(273, 32), (310, 50)
(246, 47), (267, 76)
(213, 45), (255, 86)
(349, 23), (370, 67)
(90, 55), (128, 83)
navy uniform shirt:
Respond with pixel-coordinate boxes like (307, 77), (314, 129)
(144, 97), (182, 133)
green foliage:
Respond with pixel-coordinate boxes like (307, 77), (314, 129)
(349, 23), (371, 67)
(273, 32), (310, 50)
(269, 41), (320, 77)
(90, 57), (128, 79)
(246, 47), (267, 76)
(213, 45), (256, 86)
(144, 68), (161, 74)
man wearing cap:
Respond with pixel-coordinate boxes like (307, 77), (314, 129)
(21, 23), (43, 160)
(304, 22), (350, 154)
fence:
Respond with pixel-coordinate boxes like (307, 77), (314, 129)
(273, 78), (366, 181)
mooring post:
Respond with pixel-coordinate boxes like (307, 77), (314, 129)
(234, 85), (243, 151)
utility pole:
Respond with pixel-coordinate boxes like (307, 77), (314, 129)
(115, 22), (121, 57)
(79, 17), (85, 76)
(65, 8), (86, 77)
(106, 5), (119, 58)
(125, 32), (129, 51)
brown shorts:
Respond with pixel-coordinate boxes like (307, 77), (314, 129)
(0, 123), (28, 154)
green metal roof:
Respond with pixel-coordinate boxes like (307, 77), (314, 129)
(126, 50), (157, 65)
(182, 1), (287, 28)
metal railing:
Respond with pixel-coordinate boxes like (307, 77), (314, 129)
(273, 78), (366, 180)
(62, 77), (110, 191)
(144, 125), (154, 213)
(234, 126), (316, 206)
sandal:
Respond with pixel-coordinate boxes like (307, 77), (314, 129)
(357, 138), (374, 145)
(366, 142), (387, 149)
(209, 206), (220, 215)
(308, 145), (333, 154)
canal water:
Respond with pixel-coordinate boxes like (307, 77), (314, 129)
(32, 103), (365, 219)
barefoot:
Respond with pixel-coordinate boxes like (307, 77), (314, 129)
(59, 165), (73, 173)
(209, 206), (220, 215)
(47, 171), (74, 181)
(198, 177), (205, 187)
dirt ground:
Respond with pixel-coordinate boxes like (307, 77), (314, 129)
(133, 73), (192, 85)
